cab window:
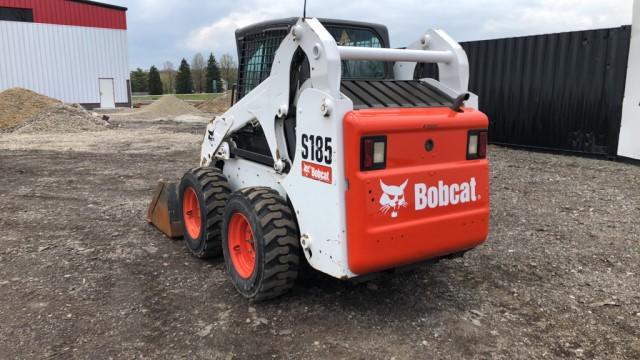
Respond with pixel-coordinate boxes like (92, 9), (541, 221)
(326, 27), (386, 79)
(237, 29), (288, 99)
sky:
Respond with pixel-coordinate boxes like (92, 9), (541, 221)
(107, 0), (635, 70)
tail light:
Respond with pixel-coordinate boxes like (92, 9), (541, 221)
(467, 130), (488, 160)
(361, 136), (387, 171)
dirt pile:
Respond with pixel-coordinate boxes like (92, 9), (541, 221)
(197, 92), (231, 114)
(129, 95), (204, 120)
(0, 88), (60, 130)
(14, 103), (110, 134)
(0, 88), (109, 134)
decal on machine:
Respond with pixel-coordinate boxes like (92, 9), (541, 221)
(302, 161), (332, 184)
(301, 134), (332, 165)
(379, 177), (479, 218)
(379, 180), (409, 218)
(300, 133), (333, 184)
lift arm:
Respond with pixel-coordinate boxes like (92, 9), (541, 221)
(200, 17), (342, 169)
(200, 18), (473, 168)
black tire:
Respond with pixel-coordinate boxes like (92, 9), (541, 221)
(222, 188), (300, 301)
(179, 167), (230, 258)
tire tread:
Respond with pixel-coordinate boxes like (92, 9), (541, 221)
(183, 167), (230, 258)
(239, 187), (300, 301)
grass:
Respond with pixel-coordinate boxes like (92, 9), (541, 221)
(132, 93), (222, 102)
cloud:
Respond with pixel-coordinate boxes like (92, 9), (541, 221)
(185, 0), (302, 55)
(185, 0), (633, 55)
(112, 0), (634, 69)
(481, 0), (633, 38)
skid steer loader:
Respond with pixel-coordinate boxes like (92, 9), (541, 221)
(147, 17), (489, 301)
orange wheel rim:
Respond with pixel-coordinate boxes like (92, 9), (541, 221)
(182, 187), (201, 239)
(228, 213), (256, 279)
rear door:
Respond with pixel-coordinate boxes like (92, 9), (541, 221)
(343, 106), (490, 275)
(99, 78), (115, 109)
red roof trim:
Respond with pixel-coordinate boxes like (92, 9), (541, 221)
(0, 0), (127, 30)
(69, 0), (127, 12)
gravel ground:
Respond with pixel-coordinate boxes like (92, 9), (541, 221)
(0, 119), (638, 359)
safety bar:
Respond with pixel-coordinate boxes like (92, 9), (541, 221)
(337, 46), (454, 64)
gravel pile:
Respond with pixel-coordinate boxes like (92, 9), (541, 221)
(197, 92), (231, 114)
(129, 95), (204, 120)
(0, 88), (109, 134)
(0, 88), (60, 130)
(13, 103), (109, 134)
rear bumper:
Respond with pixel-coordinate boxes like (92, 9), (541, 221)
(345, 162), (490, 275)
(352, 205), (489, 274)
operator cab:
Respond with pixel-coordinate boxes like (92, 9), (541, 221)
(234, 17), (392, 100)
(229, 18), (396, 165)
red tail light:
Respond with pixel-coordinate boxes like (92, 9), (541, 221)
(467, 130), (488, 160)
(478, 131), (488, 159)
(361, 136), (387, 171)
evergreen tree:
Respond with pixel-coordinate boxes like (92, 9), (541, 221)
(205, 53), (221, 93)
(130, 68), (149, 93)
(175, 58), (193, 94)
(148, 65), (163, 95)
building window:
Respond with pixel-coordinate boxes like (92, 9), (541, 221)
(0, 7), (34, 23)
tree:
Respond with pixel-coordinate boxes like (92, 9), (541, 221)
(148, 65), (163, 95)
(175, 58), (193, 94)
(191, 53), (206, 93)
(160, 61), (177, 94)
(205, 53), (221, 93)
(219, 53), (238, 88)
(130, 68), (148, 93)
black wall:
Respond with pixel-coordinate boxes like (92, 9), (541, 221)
(419, 27), (632, 156)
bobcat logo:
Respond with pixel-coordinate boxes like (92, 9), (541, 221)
(379, 179), (409, 218)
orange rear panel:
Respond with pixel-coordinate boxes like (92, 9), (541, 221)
(344, 108), (490, 275)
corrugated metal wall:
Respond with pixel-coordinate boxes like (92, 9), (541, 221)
(419, 27), (632, 156)
(464, 27), (632, 156)
(0, 0), (127, 29)
(0, 21), (129, 105)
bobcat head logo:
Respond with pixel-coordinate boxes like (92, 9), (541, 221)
(379, 179), (409, 218)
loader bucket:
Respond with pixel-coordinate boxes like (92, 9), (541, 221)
(146, 181), (183, 238)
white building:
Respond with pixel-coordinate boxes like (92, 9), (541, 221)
(0, 0), (130, 109)
(619, 0), (640, 160)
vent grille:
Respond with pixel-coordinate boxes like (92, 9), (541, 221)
(341, 80), (454, 109)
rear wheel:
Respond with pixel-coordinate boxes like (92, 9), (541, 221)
(222, 188), (300, 301)
(179, 167), (230, 258)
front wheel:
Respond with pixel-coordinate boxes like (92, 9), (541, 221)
(179, 167), (230, 258)
(222, 188), (300, 301)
